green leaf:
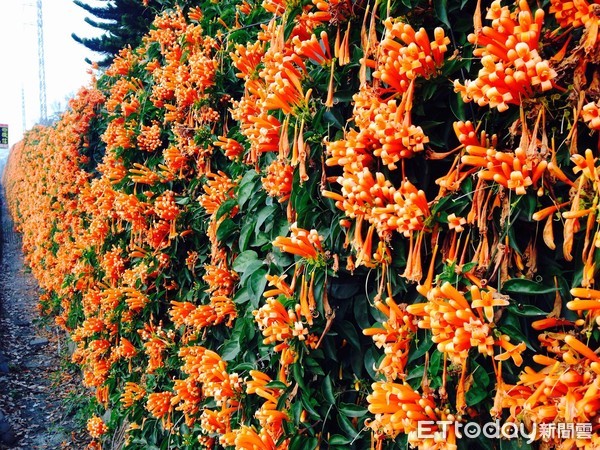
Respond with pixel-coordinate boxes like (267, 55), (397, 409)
(301, 391), (321, 419)
(216, 218), (237, 241)
(220, 339), (240, 361)
(408, 331), (434, 364)
(336, 411), (358, 438)
(364, 347), (379, 380)
(465, 386), (487, 406)
(502, 278), (557, 295)
(406, 365), (425, 389)
(337, 320), (361, 350)
(290, 435), (318, 450)
(450, 92), (467, 121)
(232, 250), (259, 272)
(500, 439), (533, 450)
(328, 435), (351, 445)
(239, 216), (257, 252)
(323, 110), (344, 129)
(237, 170), (260, 209)
(507, 303), (547, 317)
(255, 204), (280, 233)
(231, 362), (255, 372)
(248, 268), (268, 308)
(266, 380), (288, 389)
(215, 198), (237, 220)
(322, 374), (336, 404)
(433, 0), (451, 28)
(338, 402), (368, 418)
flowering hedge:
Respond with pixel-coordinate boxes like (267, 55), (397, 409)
(4, 0), (600, 449)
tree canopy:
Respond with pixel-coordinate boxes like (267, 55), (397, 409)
(71, 0), (160, 66)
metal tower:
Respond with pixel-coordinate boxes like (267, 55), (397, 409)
(36, 0), (47, 123)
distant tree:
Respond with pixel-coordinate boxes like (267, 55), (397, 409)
(72, 0), (162, 67)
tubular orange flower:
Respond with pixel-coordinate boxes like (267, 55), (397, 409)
(564, 335), (600, 364)
(197, 171), (238, 216)
(214, 136), (244, 160)
(137, 123), (162, 152)
(495, 335), (526, 366)
(370, 20), (450, 94)
(460, 142), (548, 195)
(121, 382), (146, 408)
(582, 101), (600, 130)
(470, 287), (509, 322)
(87, 416), (108, 439)
(293, 31), (332, 65)
(363, 297), (417, 380)
(146, 391), (174, 428)
(144, 337), (167, 373)
(408, 282), (497, 363)
(129, 162), (160, 185)
(367, 381), (447, 444)
(172, 378), (202, 426)
(262, 159), (294, 203)
(263, 274), (293, 298)
(273, 222), (324, 260)
(455, 0), (556, 111)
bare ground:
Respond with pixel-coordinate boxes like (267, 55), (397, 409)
(0, 190), (86, 450)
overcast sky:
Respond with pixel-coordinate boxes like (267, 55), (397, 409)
(0, 0), (102, 154)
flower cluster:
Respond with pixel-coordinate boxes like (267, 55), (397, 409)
(455, 0), (556, 111)
(4, 0), (600, 448)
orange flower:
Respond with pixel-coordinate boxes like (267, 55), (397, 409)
(470, 287), (509, 322)
(455, 0), (556, 111)
(262, 159), (294, 203)
(214, 136), (244, 160)
(197, 171), (238, 216)
(117, 337), (137, 359)
(460, 141), (547, 195)
(370, 20), (449, 94)
(447, 213), (467, 232)
(146, 391), (174, 428)
(136, 123), (162, 152)
(203, 264), (238, 296)
(231, 41), (266, 80)
(582, 101), (600, 130)
(273, 222), (324, 260)
(121, 382), (146, 408)
(495, 336), (526, 366)
(172, 378), (202, 425)
(408, 282), (498, 363)
(366, 381), (457, 449)
(263, 274), (293, 298)
(253, 297), (297, 350)
(363, 297), (417, 380)
(129, 162), (160, 185)
(143, 337), (167, 373)
(293, 31), (332, 65)
(87, 416), (108, 439)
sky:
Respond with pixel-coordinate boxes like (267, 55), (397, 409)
(0, 0), (102, 155)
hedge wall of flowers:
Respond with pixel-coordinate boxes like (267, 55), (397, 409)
(4, 0), (600, 448)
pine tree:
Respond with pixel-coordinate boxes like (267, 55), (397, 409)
(72, 0), (160, 67)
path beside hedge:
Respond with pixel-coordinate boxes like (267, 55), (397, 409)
(0, 188), (85, 449)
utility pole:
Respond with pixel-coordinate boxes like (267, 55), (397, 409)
(36, 0), (47, 124)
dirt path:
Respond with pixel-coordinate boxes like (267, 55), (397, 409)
(0, 190), (85, 449)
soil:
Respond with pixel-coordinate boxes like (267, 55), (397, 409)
(0, 189), (86, 449)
